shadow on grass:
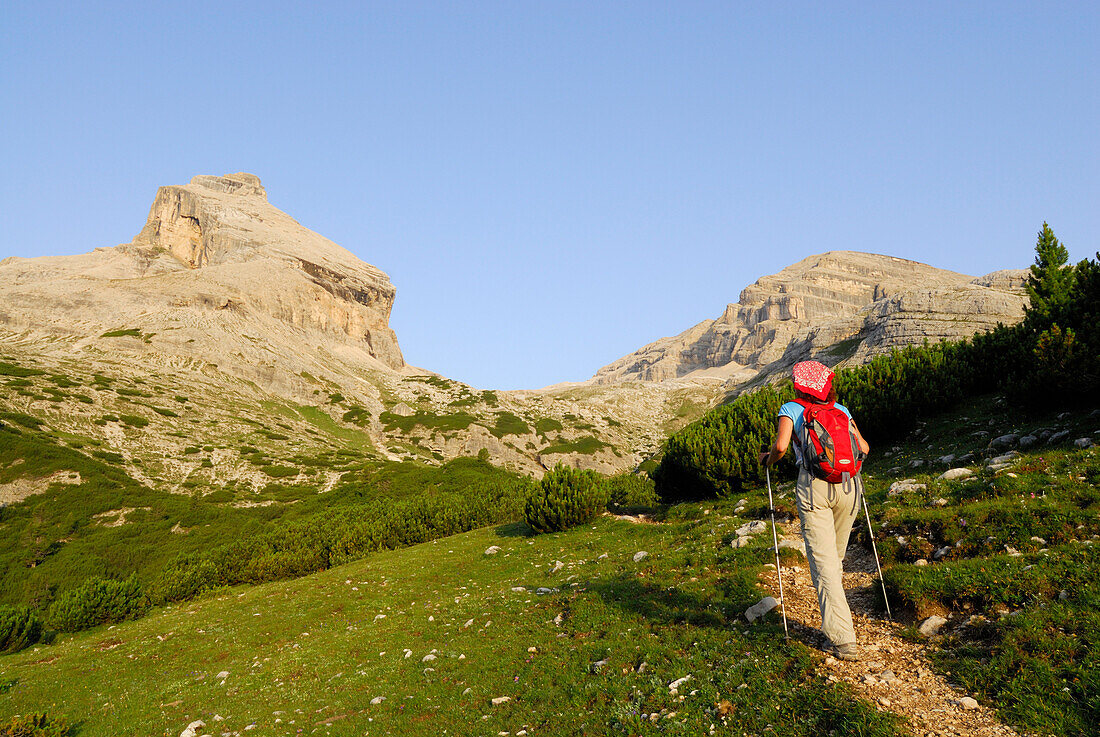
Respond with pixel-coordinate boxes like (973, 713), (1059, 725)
(587, 568), (831, 653)
(492, 521), (532, 538)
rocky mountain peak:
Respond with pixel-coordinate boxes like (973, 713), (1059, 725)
(593, 251), (1027, 385)
(0, 173), (404, 371)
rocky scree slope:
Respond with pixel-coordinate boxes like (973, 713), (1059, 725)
(593, 252), (1027, 386)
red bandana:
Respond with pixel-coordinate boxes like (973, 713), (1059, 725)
(792, 360), (833, 401)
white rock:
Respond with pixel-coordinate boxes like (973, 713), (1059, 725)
(735, 520), (768, 536)
(536, 587), (557, 595)
(422, 653), (436, 662)
(370, 696), (385, 705)
(527, 646), (538, 653)
(511, 586), (526, 592)
(597, 553), (608, 560)
(215, 670), (229, 679)
(403, 649), (413, 658)
(553, 613), (563, 626)
(464, 618), (475, 628)
(914, 559), (929, 566)
(491, 696), (511, 705)
(668, 675), (692, 693)
(633, 551), (649, 562)
(938, 467), (973, 481)
(778, 539), (805, 556)
(958, 696), (979, 710)
(919, 615), (948, 636)
(933, 546), (951, 561)
(484, 545), (502, 555)
(590, 658), (610, 673)
(744, 596), (779, 622)
(462, 687), (472, 695)
(933, 497), (949, 507)
(549, 560), (564, 573)
(888, 479), (926, 496)
(730, 536), (751, 548)
(180, 721), (206, 737)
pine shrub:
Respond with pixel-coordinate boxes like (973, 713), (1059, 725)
(524, 465), (609, 533)
(46, 575), (148, 632)
(603, 473), (658, 508)
(0, 606), (43, 655)
(0, 713), (71, 737)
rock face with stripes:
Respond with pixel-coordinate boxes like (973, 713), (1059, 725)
(592, 251), (1027, 385)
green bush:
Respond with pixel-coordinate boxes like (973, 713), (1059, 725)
(0, 605), (43, 655)
(46, 575), (148, 632)
(118, 414), (149, 428)
(653, 383), (789, 501)
(603, 473), (659, 508)
(0, 713), (71, 737)
(524, 466), (609, 533)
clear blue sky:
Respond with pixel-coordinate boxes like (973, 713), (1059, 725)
(2, 2), (1097, 389)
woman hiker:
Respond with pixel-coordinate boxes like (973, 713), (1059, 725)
(759, 360), (870, 661)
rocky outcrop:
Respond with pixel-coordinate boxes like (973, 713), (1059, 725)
(0, 173), (403, 372)
(594, 252), (1027, 384)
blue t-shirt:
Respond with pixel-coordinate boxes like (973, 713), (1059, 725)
(778, 401), (852, 466)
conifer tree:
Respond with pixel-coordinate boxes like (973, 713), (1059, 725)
(1025, 222), (1075, 328)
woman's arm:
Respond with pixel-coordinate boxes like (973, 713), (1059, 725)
(759, 416), (794, 467)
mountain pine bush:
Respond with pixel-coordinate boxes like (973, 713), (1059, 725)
(0, 605), (43, 655)
(603, 473), (658, 508)
(45, 575), (148, 632)
(524, 465), (609, 533)
(653, 383), (790, 502)
(0, 713), (71, 737)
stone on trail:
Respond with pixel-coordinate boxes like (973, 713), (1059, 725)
(744, 596), (779, 622)
(632, 551), (648, 562)
(777, 539), (805, 556)
(938, 467), (973, 481)
(919, 615), (948, 636)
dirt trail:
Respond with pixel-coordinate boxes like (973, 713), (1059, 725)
(761, 520), (1026, 737)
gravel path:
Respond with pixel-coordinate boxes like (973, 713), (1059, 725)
(760, 520), (1028, 737)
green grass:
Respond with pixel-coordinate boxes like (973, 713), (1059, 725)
(0, 513), (901, 737)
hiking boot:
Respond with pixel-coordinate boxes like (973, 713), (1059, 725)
(831, 642), (860, 661)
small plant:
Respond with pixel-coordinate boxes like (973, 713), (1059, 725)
(524, 465), (610, 533)
(0, 606), (43, 655)
(0, 713), (72, 737)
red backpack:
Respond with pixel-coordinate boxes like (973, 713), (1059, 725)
(793, 398), (864, 483)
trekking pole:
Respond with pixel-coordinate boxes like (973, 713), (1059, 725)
(859, 483), (893, 621)
(765, 466), (790, 639)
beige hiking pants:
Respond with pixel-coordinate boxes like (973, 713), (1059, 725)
(795, 468), (862, 647)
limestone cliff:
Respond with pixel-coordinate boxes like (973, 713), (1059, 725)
(593, 252), (1028, 384)
(0, 173), (403, 372)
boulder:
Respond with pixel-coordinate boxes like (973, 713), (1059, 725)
(745, 596), (779, 622)
(918, 615), (948, 636)
(938, 467), (973, 481)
